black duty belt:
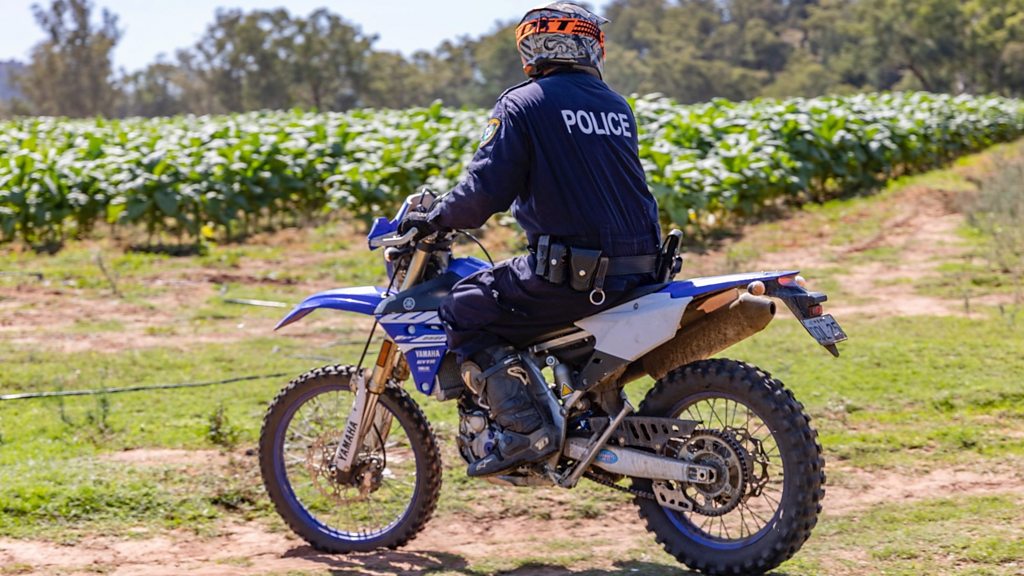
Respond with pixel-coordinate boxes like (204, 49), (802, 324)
(533, 235), (660, 305)
(603, 254), (660, 276)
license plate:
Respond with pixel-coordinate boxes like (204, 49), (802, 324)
(801, 314), (848, 346)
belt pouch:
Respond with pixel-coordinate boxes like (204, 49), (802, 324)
(569, 248), (603, 292)
(534, 235), (551, 276)
(547, 244), (568, 285)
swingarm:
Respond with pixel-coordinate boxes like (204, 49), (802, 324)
(563, 437), (717, 484)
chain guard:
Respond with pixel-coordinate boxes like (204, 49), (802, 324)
(590, 416), (700, 451)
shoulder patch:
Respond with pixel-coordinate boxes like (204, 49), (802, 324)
(480, 118), (501, 147)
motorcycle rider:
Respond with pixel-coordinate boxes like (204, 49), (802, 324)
(400, 2), (662, 477)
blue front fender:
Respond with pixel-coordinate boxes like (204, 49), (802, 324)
(275, 286), (389, 330)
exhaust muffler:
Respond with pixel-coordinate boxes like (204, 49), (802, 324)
(628, 292), (776, 382)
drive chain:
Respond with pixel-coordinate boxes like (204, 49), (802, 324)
(584, 471), (656, 501)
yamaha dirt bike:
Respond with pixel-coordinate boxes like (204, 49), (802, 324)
(259, 190), (847, 575)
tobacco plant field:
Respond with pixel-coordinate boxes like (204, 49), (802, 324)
(1, 91), (1022, 248)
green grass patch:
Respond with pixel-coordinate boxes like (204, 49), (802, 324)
(917, 259), (1021, 299)
(70, 318), (127, 334)
(0, 339), (341, 461)
(0, 244), (184, 293)
(805, 494), (1024, 575)
(0, 455), (269, 540)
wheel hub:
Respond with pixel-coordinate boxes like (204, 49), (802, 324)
(681, 430), (750, 516)
(306, 432), (385, 503)
(351, 457), (385, 497)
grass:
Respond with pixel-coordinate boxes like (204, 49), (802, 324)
(719, 138), (1020, 252)
(807, 494), (1024, 576)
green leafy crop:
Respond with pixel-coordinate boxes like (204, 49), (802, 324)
(0, 92), (1021, 248)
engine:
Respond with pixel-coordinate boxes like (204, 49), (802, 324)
(456, 402), (501, 464)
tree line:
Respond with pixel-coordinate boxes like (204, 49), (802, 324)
(3, 0), (1024, 119)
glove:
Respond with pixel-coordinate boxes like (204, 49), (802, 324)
(398, 210), (441, 242)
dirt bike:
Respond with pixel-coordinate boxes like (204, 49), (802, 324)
(259, 190), (847, 575)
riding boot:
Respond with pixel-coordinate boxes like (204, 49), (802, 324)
(462, 347), (558, 477)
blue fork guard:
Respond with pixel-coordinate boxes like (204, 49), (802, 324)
(274, 286), (391, 330)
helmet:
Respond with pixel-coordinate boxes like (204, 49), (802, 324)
(516, 2), (609, 79)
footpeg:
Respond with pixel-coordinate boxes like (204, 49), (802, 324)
(467, 427), (558, 478)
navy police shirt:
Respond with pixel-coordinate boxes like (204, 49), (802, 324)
(430, 70), (661, 258)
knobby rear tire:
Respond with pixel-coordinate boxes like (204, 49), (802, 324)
(259, 364), (443, 552)
(632, 359), (825, 575)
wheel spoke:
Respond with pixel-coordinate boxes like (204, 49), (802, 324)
(729, 400), (740, 428)
(689, 402), (705, 425)
(699, 513), (713, 532)
(739, 506), (750, 538)
(709, 398), (726, 429)
(740, 500), (770, 527)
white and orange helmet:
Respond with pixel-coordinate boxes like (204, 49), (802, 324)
(516, 2), (609, 79)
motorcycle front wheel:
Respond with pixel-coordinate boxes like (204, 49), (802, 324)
(632, 359), (825, 575)
(259, 364), (442, 552)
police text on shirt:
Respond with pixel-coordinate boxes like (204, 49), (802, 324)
(560, 110), (632, 138)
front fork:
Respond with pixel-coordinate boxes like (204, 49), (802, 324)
(331, 243), (431, 475)
(331, 340), (402, 476)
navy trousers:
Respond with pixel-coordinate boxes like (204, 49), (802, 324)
(438, 254), (651, 361)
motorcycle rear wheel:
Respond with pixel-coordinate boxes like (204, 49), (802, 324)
(632, 359), (824, 575)
(259, 364), (442, 552)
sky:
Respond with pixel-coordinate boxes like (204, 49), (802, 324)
(0, 1), (613, 71)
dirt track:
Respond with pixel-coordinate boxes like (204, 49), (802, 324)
(2, 461), (1022, 575)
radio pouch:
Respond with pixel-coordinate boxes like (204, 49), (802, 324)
(547, 244), (568, 285)
(569, 248), (603, 292)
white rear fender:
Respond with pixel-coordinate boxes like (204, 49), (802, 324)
(575, 293), (692, 362)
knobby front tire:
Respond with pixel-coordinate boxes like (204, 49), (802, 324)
(259, 364), (442, 552)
